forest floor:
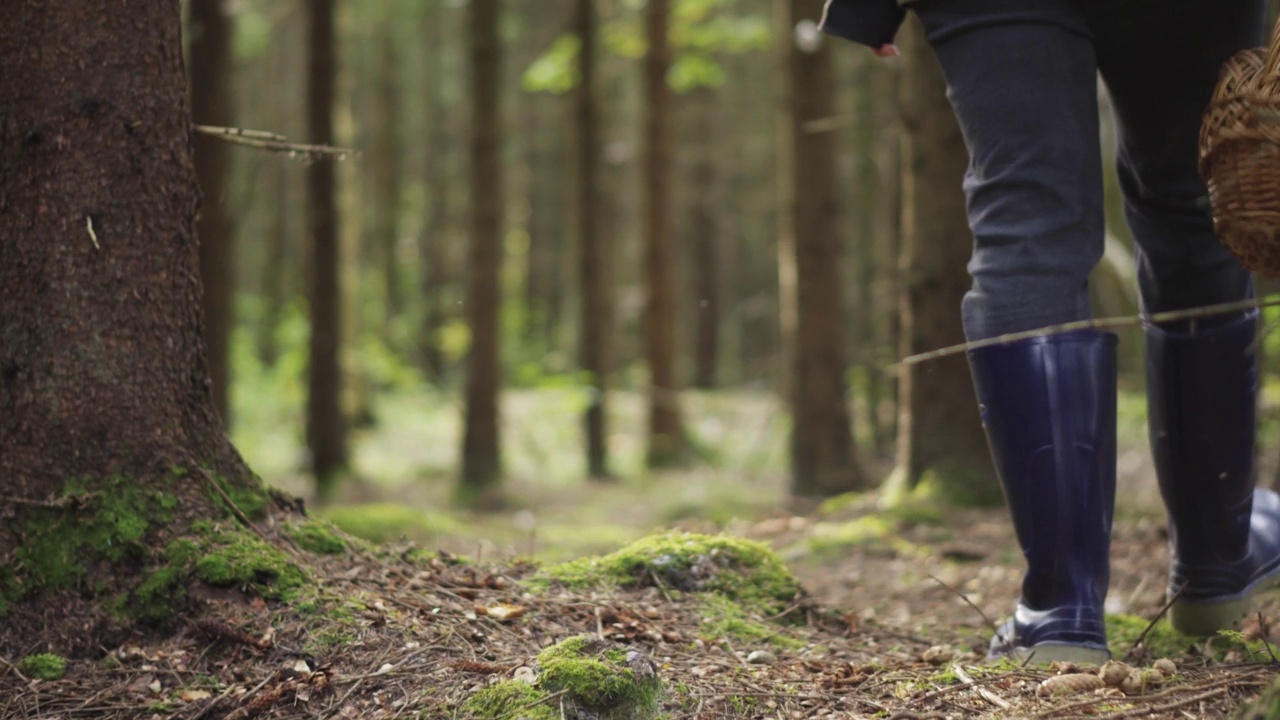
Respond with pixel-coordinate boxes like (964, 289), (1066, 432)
(5, 389), (1280, 718)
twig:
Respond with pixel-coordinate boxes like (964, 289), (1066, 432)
(927, 574), (1003, 640)
(1122, 582), (1185, 662)
(1258, 611), (1279, 664)
(193, 467), (275, 548)
(85, 216), (99, 250)
(902, 296), (1280, 366)
(194, 124), (355, 159)
(951, 663), (1011, 710)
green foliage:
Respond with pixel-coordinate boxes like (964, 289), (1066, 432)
(19, 653), (66, 681)
(1105, 613), (1197, 659)
(523, 35), (581, 93)
(533, 531), (800, 615)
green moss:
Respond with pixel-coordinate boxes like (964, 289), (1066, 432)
(286, 519), (348, 555)
(194, 526), (306, 600)
(533, 531), (800, 615)
(697, 594), (806, 650)
(462, 680), (558, 720)
(535, 635), (663, 718)
(19, 653), (66, 680)
(321, 503), (466, 544)
(1106, 613), (1199, 658)
(9, 477), (178, 601)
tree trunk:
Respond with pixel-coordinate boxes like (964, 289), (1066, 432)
(306, 0), (348, 499)
(689, 87), (721, 391)
(889, 18), (997, 506)
(643, 0), (689, 468)
(374, 20), (404, 341)
(0, 0), (258, 655)
(577, 0), (613, 479)
(773, 0), (798, 402)
(259, 161), (290, 368)
(460, 0), (504, 502)
(786, 0), (864, 498)
(188, 0), (235, 428)
(420, 3), (451, 384)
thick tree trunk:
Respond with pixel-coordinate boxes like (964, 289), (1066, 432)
(890, 18), (997, 505)
(577, 0), (613, 479)
(188, 0), (235, 428)
(643, 0), (689, 468)
(0, 0), (257, 654)
(306, 0), (349, 498)
(460, 0), (504, 501)
(786, 0), (864, 498)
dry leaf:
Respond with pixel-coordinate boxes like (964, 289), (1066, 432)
(486, 604), (526, 623)
(180, 689), (212, 702)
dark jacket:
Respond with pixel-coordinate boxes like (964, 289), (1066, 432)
(819, 0), (905, 48)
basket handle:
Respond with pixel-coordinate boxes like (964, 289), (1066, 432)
(1262, 14), (1280, 79)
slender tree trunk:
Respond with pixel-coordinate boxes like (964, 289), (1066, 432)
(306, 0), (348, 499)
(420, 4), (450, 383)
(689, 87), (721, 390)
(786, 0), (864, 498)
(643, 0), (689, 468)
(460, 0), (504, 501)
(188, 0), (235, 427)
(374, 20), (404, 338)
(773, 0), (798, 401)
(890, 18), (996, 505)
(0, 0), (258, 655)
(576, 0), (613, 479)
(259, 161), (290, 368)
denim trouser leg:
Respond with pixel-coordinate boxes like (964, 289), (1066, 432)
(912, 8), (1104, 342)
(1090, 2), (1263, 328)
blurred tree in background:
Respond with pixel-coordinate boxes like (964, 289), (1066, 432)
(181, 0), (1224, 514)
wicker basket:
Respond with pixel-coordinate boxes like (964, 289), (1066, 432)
(1200, 36), (1280, 278)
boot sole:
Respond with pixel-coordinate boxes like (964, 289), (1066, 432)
(1169, 567), (1280, 636)
(1002, 643), (1111, 667)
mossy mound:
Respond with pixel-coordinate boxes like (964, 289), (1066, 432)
(321, 503), (465, 544)
(285, 518), (348, 555)
(532, 531), (801, 614)
(19, 653), (66, 680)
(464, 635), (662, 720)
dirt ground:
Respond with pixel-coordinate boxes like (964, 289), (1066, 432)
(4, 492), (1279, 720)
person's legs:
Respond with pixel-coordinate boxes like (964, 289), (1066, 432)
(912, 4), (1115, 663)
(913, 4), (1103, 342)
(1093, 1), (1280, 635)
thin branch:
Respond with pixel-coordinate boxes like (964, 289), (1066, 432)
(1122, 582), (1185, 662)
(902, 296), (1280, 366)
(194, 124), (355, 159)
(950, 663), (1011, 711)
(927, 574), (1003, 639)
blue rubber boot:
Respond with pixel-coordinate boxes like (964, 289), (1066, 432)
(1146, 311), (1280, 636)
(969, 331), (1117, 665)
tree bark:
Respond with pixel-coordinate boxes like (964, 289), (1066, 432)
(577, 0), (613, 479)
(306, 0), (348, 498)
(890, 18), (997, 505)
(0, 0), (257, 654)
(374, 19), (404, 339)
(643, 0), (689, 468)
(188, 0), (235, 428)
(420, 2), (451, 383)
(689, 87), (721, 391)
(461, 0), (504, 501)
(786, 0), (864, 498)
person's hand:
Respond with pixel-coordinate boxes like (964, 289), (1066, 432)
(872, 44), (898, 57)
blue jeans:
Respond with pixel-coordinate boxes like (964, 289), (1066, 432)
(910, 0), (1264, 340)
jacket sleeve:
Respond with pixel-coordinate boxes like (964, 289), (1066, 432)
(818, 0), (906, 49)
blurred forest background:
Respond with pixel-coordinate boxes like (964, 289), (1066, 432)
(184, 0), (1280, 558)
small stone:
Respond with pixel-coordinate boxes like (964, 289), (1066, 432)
(746, 650), (776, 665)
